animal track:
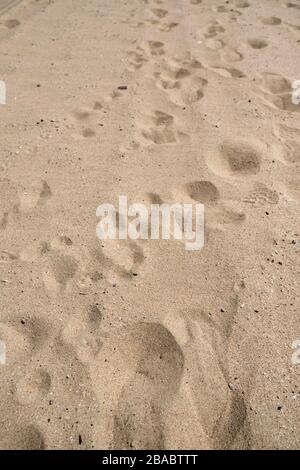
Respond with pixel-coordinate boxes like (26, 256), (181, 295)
(243, 183), (279, 206)
(3, 19), (20, 29)
(136, 110), (188, 145)
(0, 179), (19, 228)
(158, 22), (179, 32)
(282, 179), (300, 202)
(1, 425), (45, 450)
(40, 236), (81, 294)
(234, 0), (250, 7)
(286, 2), (300, 9)
(247, 38), (268, 49)
(209, 66), (245, 79)
(173, 181), (245, 232)
(70, 101), (110, 139)
(220, 48), (243, 63)
(15, 369), (51, 405)
(154, 58), (207, 107)
(260, 73), (290, 95)
(261, 17), (282, 26)
(163, 295), (252, 449)
(258, 73), (300, 113)
(273, 123), (300, 163)
(201, 22), (225, 39)
(206, 141), (262, 178)
(61, 311), (103, 364)
(17, 181), (52, 214)
(100, 239), (144, 277)
(146, 40), (165, 56)
(126, 47), (148, 71)
(205, 38), (225, 50)
(150, 8), (168, 19)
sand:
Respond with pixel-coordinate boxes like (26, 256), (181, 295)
(0, 0), (299, 450)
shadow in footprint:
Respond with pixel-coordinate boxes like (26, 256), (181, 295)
(91, 322), (184, 450)
(213, 392), (252, 449)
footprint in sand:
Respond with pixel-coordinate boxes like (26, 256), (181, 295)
(125, 46), (148, 72)
(145, 40), (166, 56)
(285, 2), (300, 10)
(234, 0), (250, 7)
(61, 305), (103, 364)
(0, 211), (9, 230)
(96, 236), (145, 285)
(136, 110), (189, 146)
(247, 38), (268, 49)
(1, 179), (51, 219)
(281, 179), (300, 202)
(158, 22), (179, 32)
(89, 322), (184, 449)
(3, 19), (20, 29)
(273, 123), (300, 164)
(0, 316), (49, 365)
(94, 204), (147, 284)
(286, 22), (300, 33)
(206, 141), (262, 178)
(146, 5), (178, 32)
(157, 73), (208, 106)
(17, 181), (52, 213)
(175, 181), (245, 231)
(154, 57), (207, 107)
(14, 369), (51, 405)
(261, 17), (282, 26)
(41, 236), (81, 294)
(150, 8), (168, 19)
(0, 250), (18, 264)
(213, 392), (251, 449)
(212, 4), (242, 17)
(0, 179), (19, 229)
(257, 73), (300, 113)
(70, 100), (112, 139)
(205, 38), (225, 50)
(208, 66), (245, 79)
(201, 21), (225, 39)
(213, 5), (230, 13)
(184, 181), (220, 204)
(243, 183), (279, 206)
(0, 424), (45, 450)
(163, 300), (252, 449)
(220, 48), (243, 63)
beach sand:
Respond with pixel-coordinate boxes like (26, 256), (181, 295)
(0, 0), (299, 449)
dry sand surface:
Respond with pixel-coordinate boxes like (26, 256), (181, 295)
(0, 0), (300, 450)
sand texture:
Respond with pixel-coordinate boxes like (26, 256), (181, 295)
(0, 0), (299, 450)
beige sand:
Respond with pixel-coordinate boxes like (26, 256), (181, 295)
(0, 0), (299, 450)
